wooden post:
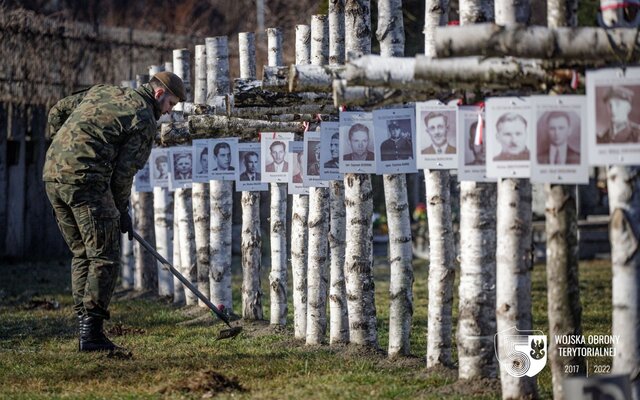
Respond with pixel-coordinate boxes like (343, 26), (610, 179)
(306, 15), (331, 346)
(424, 0), (455, 369)
(328, 0), (350, 346)
(292, 23), (311, 340)
(0, 104), (7, 257)
(456, 0), (498, 380)
(207, 36), (234, 311)
(343, 0), (378, 348)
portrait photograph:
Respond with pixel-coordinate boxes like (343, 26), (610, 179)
(210, 138), (239, 181)
(169, 146), (193, 190)
(319, 121), (343, 181)
(587, 67), (640, 166)
(150, 148), (171, 188)
(134, 161), (152, 192)
(485, 97), (533, 179)
(303, 130), (328, 187)
(457, 106), (494, 182)
(373, 108), (416, 174)
(236, 142), (268, 192)
(415, 101), (458, 170)
(339, 112), (376, 174)
(530, 95), (589, 184)
(289, 141), (309, 195)
(261, 132), (294, 183)
(192, 139), (210, 183)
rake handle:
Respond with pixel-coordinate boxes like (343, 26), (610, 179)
(132, 231), (231, 328)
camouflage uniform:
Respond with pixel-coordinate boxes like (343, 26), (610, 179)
(43, 83), (160, 319)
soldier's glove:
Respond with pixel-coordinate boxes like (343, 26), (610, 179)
(120, 212), (133, 241)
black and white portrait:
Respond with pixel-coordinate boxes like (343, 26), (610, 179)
(319, 122), (342, 181)
(339, 112), (376, 174)
(134, 161), (152, 192)
(303, 130), (328, 187)
(486, 97), (532, 179)
(457, 106), (493, 182)
(493, 112), (530, 162)
(537, 110), (580, 165)
(261, 132), (294, 183)
(170, 147), (193, 189)
(210, 138), (238, 181)
(150, 148), (170, 188)
(373, 108), (416, 174)
(192, 139), (210, 183)
(236, 142), (268, 192)
(289, 141), (308, 194)
(416, 102), (458, 170)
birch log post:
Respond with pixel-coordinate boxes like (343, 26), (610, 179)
(207, 36), (234, 311)
(328, 0), (349, 346)
(377, 0), (414, 358)
(292, 24), (311, 340)
(238, 32), (264, 321)
(494, 2), (538, 399)
(133, 73), (157, 293)
(190, 46), (212, 308)
(306, 15), (331, 346)
(456, 0), (498, 380)
(173, 49), (197, 306)
(173, 199), (185, 303)
(343, 0), (378, 348)
(268, 27), (289, 326)
(607, 166), (640, 400)
(121, 230), (135, 289)
(424, 0), (455, 369)
(545, 4), (585, 399)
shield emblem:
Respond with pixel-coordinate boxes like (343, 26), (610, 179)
(495, 326), (547, 378)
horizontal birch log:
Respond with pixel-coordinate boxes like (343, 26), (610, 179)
(232, 78), (334, 108)
(435, 23), (640, 65)
(262, 66), (290, 92)
(332, 79), (443, 108)
(225, 100), (336, 119)
(288, 64), (345, 92)
(158, 116), (309, 145)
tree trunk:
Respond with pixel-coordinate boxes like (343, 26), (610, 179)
(607, 166), (640, 400)
(120, 232), (134, 289)
(291, 24), (311, 339)
(457, 182), (498, 378)
(495, 0), (529, 25)
(329, 181), (349, 344)
(456, 0), (497, 381)
(172, 49), (192, 113)
(133, 191), (157, 292)
(378, 0), (413, 359)
(292, 194), (310, 338)
(424, 170), (455, 367)
(172, 198), (185, 304)
(496, 178), (537, 399)
(206, 37), (230, 106)
(270, 182), (288, 326)
(209, 181), (234, 310)
(344, 174), (378, 347)
(241, 191), (263, 320)
(332, 80), (434, 109)
(153, 187), (174, 297)
(192, 183), (210, 307)
(424, 0), (449, 57)
(239, 32), (257, 80)
(194, 44), (207, 105)
(311, 14), (329, 66)
(329, 0), (345, 65)
(434, 24), (640, 65)
(232, 79), (334, 108)
(175, 187), (197, 306)
(345, 0), (372, 56)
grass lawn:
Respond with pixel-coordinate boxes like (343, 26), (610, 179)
(0, 255), (612, 399)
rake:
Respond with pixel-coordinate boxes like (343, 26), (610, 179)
(133, 231), (243, 340)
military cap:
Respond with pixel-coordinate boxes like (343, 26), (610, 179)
(603, 86), (634, 103)
(153, 71), (186, 102)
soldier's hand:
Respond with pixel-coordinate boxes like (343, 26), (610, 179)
(120, 212), (133, 241)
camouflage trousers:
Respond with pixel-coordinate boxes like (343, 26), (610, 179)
(45, 182), (121, 319)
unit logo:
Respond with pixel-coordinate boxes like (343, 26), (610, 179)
(495, 326), (547, 378)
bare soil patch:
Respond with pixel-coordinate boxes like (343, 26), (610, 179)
(106, 323), (146, 336)
(159, 369), (246, 397)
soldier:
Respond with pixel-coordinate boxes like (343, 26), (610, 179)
(43, 72), (186, 352)
(380, 119), (413, 161)
(597, 86), (640, 144)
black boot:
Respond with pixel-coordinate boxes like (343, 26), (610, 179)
(79, 315), (117, 352)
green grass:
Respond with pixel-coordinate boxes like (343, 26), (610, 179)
(0, 256), (612, 399)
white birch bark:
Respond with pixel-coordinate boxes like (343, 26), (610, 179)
(344, 175), (377, 346)
(206, 36), (234, 311)
(270, 182), (288, 326)
(457, 182), (497, 378)
(267, 28), (289, 327)
(306, 187), (330, 345)
(311, 15), (329, 66)
(329, 0), (345, 65)
(329, 181), (349, 344)
(191, 44), (211, 308)
(456, 0), (498, 381)
(153, 187), (174, 297)
(328, 2), (349, 345)
(378, 0), (413, 358)
(175, 188), (197, 305)
(424, 170), (455, 367)
(292, 194), (309, 338)
(291, 25), (311, 338)
(241, 191), (263, 320)
(172, 199), (185, 303)
(238, 30), (263, 321)
(345, 0), (372, 56)
(172, 49), (192, 113)
(495, 0), (530, 25)
(496, 179), (537, 399)
(423, 0), (449, 57)
(607, 166), (640, 400)
(121, 231), (134, 289)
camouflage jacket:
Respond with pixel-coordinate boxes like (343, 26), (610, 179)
(43, 84), (161, 213)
